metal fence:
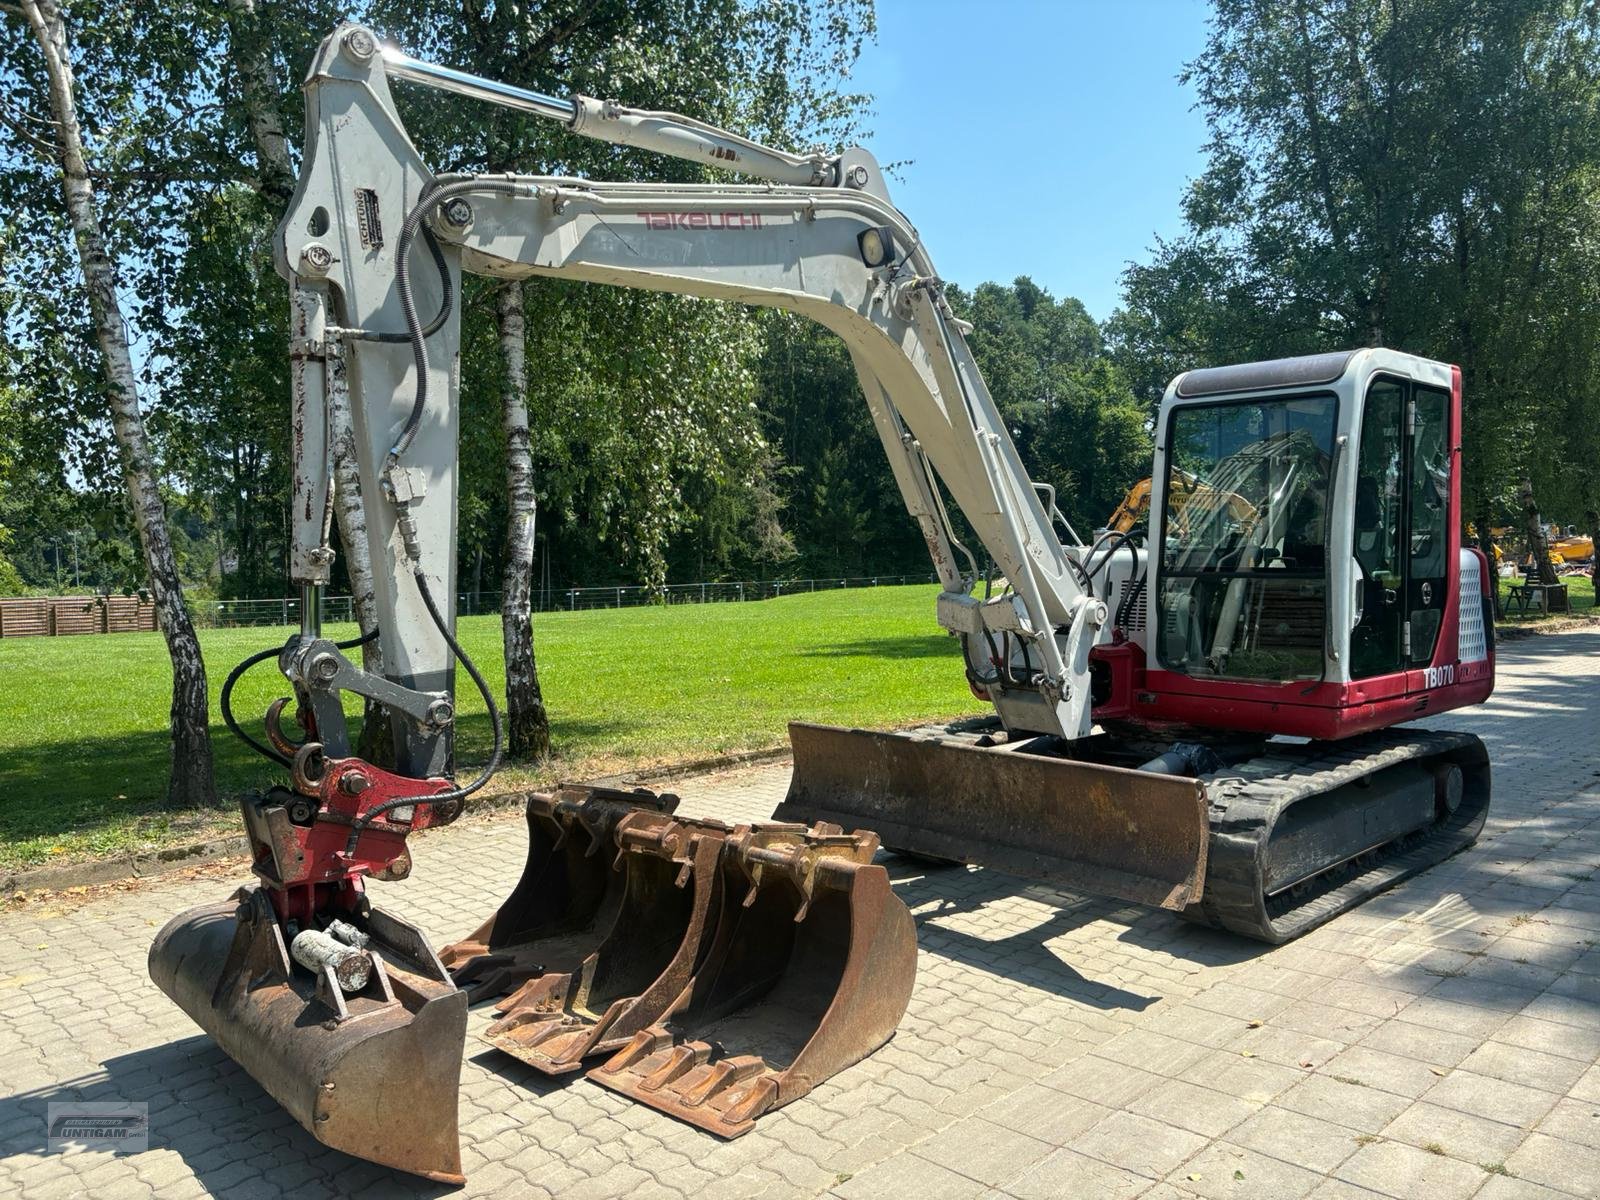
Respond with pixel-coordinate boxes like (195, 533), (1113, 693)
(197, 573), (940, 628)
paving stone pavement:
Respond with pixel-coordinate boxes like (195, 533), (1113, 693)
(1, 630), (1597, 1199)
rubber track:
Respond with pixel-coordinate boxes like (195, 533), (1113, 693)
(1184, 728), (1491, 944)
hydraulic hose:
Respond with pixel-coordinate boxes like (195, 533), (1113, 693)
(342, 567), (504, 854)
(222, 626), (379, 767)
(386, 177), (524, 467)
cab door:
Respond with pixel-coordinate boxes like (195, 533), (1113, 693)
(1349, 376), (1453, 682)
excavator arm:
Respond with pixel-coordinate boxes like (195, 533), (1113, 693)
(275, 26), (1111, 798)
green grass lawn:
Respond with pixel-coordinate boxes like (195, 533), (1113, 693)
(0, 584), (978, 871)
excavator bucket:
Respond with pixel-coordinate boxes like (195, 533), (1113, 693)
(590, 823), (918, 1137)
(475, 807), (730, 1074)
(776, 722), (1211, 910)
(438, 784), (679, 1002)
(148, 887), (468, 1184)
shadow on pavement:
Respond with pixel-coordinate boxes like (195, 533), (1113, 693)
(0, 1036), (457, 1198)
(884, 858), (1265, 1013)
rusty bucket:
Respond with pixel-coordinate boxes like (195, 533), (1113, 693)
(438, 785), (678, 1002)
(777, 722), (1211, 910)
(148, 887), (468, 1183)
(478, 809), (730, 1074)
(589, 823), (918, 1137)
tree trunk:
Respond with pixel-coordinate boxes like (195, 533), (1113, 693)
(496, 281), (549, 759)
(225, 0), (386, 755)
(223, 0), (295, 208)
(1517, 476), (1559, 585)
(23, 0), (215, 805)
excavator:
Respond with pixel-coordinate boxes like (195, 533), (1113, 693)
(1103, 469), (1260, 537)
(150, 25), (1497, 1184)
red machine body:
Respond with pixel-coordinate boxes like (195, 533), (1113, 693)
(1092, 354), (1496, 742)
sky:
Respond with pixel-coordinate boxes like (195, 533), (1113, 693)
(846, 0), (1213, 320)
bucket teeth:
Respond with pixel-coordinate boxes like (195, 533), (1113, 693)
(453, 784), (916, 1135)
(587, 818), (917, 1138)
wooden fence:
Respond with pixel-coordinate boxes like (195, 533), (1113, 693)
(0, 594), (158, 638)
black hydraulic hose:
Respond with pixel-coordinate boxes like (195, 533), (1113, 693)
(386, 178), (523, 467)
(222, 644), (293, 768)
(1084, 529), (1139, 604)
(343, 567), (503, 854)
(221, 626), (379, 768)
(346, 224), (453, 345)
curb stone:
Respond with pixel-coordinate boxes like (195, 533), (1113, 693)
(1, 744), (795, 897)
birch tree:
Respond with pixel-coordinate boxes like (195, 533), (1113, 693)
(222, 0), (383, 656)
(10, 0), (214, 805)
(496, 281), (548, 757)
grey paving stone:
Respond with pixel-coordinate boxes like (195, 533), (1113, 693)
(912, 1117), (1053, 1187)
(1518, 988), (1597, 1030)
(1165, 1141), (1321, 1200)
(1456, 1040), (1590, 1093)
(1574, 1064), (1600, 1105)
(1092, 1029), (1214, 1078)
(1268, 999), (1384, 1045)
(1333, 1140), (1485, 1199)
(1127, 1078), (1262, 1141)
(1226, 1105), (1363, 1173)
(1392, 995), (1515, 1041)
(1176, 1050), (1307, 1106)
(975, 1083), (1111, 1144)
(1493, 1012), (1600, 1062)
(1379, 1098), (1527, 1162)
(1227, 1023), (1347, 1070)
(1066, 1110), (1206, 1179)
(1532, 1095), (1600, 1151)
(1303, 1181), (1389, 1200)
(1276, 1076), (1412, 1134)
(1422, 1070), (1563, 1129)
(1040, 1055), (1162, 1108)
(832, 1150), (988, 1200)
(1474, 1176), (1585, 1200)
(1354, 1019), (1482, 1067)
(1505, 1130), (1600, 1196)
(1317, 1044), (1450, 1099)
(1002, 1147), (1148, 1200)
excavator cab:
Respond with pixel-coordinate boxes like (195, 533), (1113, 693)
(783, 349), (1494, 942)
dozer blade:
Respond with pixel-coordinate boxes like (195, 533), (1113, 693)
(776, 722), (1210, 910)
(438, 784), (678, 1003)
(148, 887), (467, 1184)
(479, 808), (729, 1074)
(589, 823), (918, 1138)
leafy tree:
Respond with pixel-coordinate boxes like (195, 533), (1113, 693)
(4, 0), (214, 805)
(951, 278), (1152, 538)
(1112, 0), (1600, 534)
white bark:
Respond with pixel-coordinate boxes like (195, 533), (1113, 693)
(223, 0), (382, 660)
(497, 281), (549, 759)
(22, 0), (215, 804)
(224, 0), (294, 207)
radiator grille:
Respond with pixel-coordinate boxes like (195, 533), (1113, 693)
(1457, 551), (1488, 663)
